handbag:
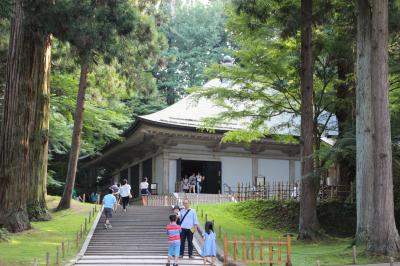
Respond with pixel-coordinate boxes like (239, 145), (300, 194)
(129, 193), (132, 199)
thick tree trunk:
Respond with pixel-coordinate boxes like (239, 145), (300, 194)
(0, 0), (33, 232)
(298, 0), (320, 241)
(367, 0), (400, 256)
(27, 34), (52, 221)
(335, 61), (356, 190)
(355, 0), (374, 244)
(57, 62), (89, 211)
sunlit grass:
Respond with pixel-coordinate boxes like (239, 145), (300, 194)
(195, 202), (385, 266)
(0, 196), (97, 266)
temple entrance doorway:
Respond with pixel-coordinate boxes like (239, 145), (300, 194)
(179, 160), (221, 194)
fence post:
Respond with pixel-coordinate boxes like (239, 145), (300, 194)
(76, 232), (79, 248)
(33, 257), (38, 266)
(82, 193), (86, 203)
(85, 218), (87, 232)
(259, 236), (263, 260)
(61, 241), (65, 258)
(287, 235), (292, 266)
(224, 234), (228, 264)
(251, 235), (255, 260)
(45, 252), (50, 266)
(56, 245), (60, 266)
(242, 235), (246, 260)
(352, 245), (357, 264)
(390, 257), (394, 266)
(218, 225), (222, 239)
(316, 260), (321, 266)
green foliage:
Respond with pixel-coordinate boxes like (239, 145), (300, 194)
(0, 228), (10, 243)
(230, 199), (356, 237)
(154, 1), (231, 104)
(191, 1), (338, 149)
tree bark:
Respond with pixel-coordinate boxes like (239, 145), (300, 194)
(27, 33), (52, 221)
(367, 0), (400, 256)
(355, 0), (374, 244)
(335, 60), (356, 190)
(57, 62), (89, 211)
(298, 0), (320, 241)
(0, 0), (33, 232)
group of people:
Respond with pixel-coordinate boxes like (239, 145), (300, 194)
(102, 187), (216, 266)
(181, 172), (206, 194)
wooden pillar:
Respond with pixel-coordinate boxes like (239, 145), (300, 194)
(163, 153), (169, 194)
(251, 157), (258, 186)
(289, 160), (296, 183)
(139, 162), (143, 178)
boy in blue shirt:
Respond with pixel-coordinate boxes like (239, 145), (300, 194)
(102, 189), (117, 229)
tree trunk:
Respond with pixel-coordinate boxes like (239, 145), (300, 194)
(0, 0), (33, 232)
(27, 33), (52, 221)
(57, 62), (89, 211)
(355, 0), (374, 244)
(298, 0), (320, 241)
(367, 0), (400, 256)
(335, 61), (356, 190)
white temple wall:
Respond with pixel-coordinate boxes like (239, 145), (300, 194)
(258, 159), (290, 183)
(295, 161), (301, 180)
(221, 156), (252, 188)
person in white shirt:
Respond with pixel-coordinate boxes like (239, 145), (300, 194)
(139, 177), (150, 206)
(119, 179), (132, 212)
(188, 173), (196, 193)
(196, 172), (202, 194)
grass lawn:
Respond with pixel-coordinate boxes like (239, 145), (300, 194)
(0, 196), (98, 266)
(195, 202), (384, 266)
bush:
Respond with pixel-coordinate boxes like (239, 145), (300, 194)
(0, 228), (10, 242)
(230, 199), (356, 237)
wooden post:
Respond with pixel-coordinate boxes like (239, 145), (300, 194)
(205, 214), (208, 222)
(242, 235), (246, 260)
(85, 218), (87, 232)
(94, 204), (97, 213)
(316, 260), (321, 266)
(287, 235), (292, 265)
(278, 236), (282, 262)
(80, 224), (83, 239)
(201, 209), (203, 219)
(76, 232), (79, 248)
(82, 193), (86, 203)
(33, 257), (38, 266)
(269, 237), (273, 262)
(56, 246), (60, 265)
(46, 252), (50, 266)
(390, 257), (394, 266)
(260, 236), (263, 260)
(61, 242), (65, 258)
(218, 225), (222, 239)
(233, 237), (237, 260)
(88, 213), (91, 223)
(352, 245), (357, 264)
(251, 235), (255, 260)
(224, 234), (228, 264)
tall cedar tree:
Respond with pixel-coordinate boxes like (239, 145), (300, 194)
(356, 0), (400, 255)
(56, 0), (141, 210)
(298, 0), (320, 241)
(0, 0), (52, 231)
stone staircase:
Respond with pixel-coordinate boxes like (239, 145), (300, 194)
(74, 206), (209, 266)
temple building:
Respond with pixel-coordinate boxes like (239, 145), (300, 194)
(79, 76), (336, 196)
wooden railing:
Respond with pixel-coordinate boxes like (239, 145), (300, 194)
(223, 234), (292, 265)
(147, 195), (179, 206)
(228, 182), (355, 203)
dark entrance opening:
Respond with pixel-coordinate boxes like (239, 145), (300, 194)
(179, 160), (221, 194)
